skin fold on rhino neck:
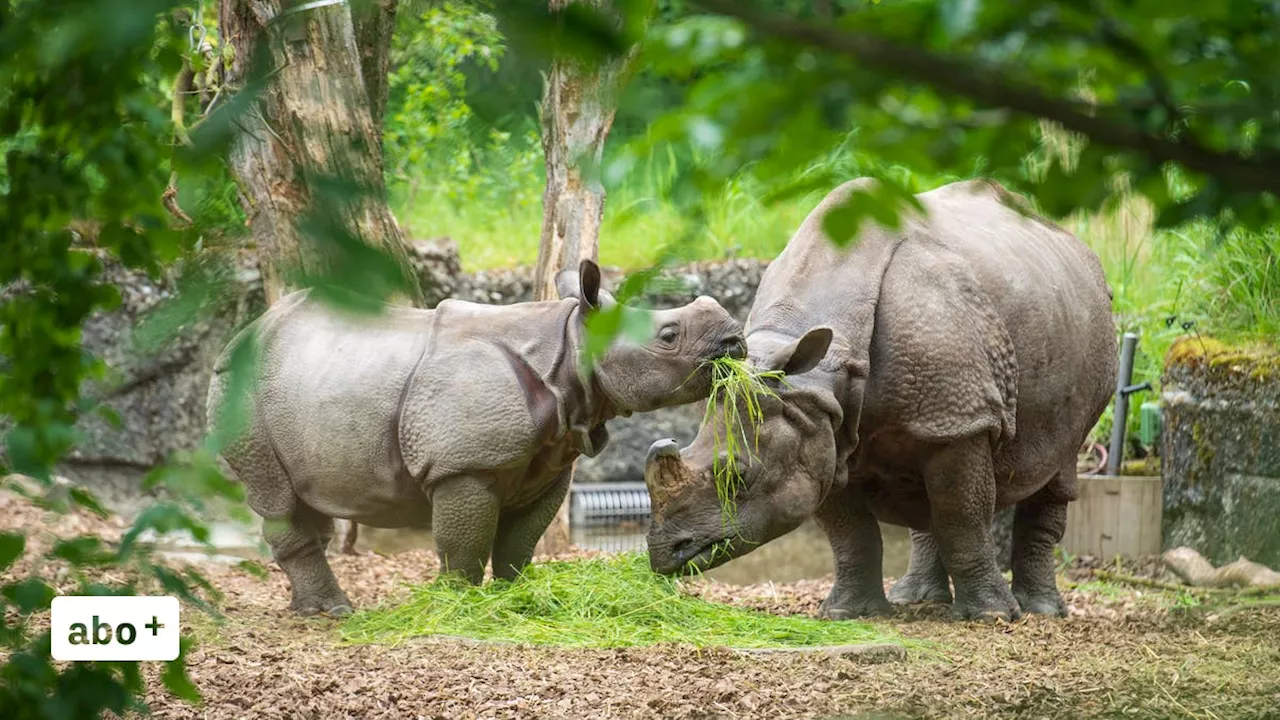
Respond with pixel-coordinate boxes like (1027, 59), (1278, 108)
(544, 304), (624, 458)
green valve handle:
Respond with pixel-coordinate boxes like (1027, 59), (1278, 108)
(1139, 401), (1162, 447)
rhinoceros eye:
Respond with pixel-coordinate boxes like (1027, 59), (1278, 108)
(657, 324), (679, 346)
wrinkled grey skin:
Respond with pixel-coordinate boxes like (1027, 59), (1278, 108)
(645, 179), (1116, 622)
(209, 260), (743, 616)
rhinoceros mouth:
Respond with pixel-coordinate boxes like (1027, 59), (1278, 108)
(652, 536), (738, 575)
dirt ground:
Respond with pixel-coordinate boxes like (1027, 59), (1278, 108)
(4, 491), (1279, 719)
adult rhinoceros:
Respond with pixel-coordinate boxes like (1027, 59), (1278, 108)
(208, 260), (744, 616)
(644, 179), (1116, 621)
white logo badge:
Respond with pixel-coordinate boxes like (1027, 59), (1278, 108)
(51, 596), (180, 661)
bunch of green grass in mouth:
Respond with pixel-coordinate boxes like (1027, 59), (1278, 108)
(701, 356), (787, 524)
(341, 552), (908, 650)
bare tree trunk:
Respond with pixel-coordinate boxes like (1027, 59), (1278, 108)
(533, 0), (634, 555)
(351, 0), (397, 134)
(220, 0), (419, 306)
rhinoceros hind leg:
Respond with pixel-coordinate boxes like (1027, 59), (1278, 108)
(492, 469), (571, 580)
(328, 519), (362, 556)
(221, 422), (352, 616)
(1010, 478), (1070, 617)
(432, 476), (501, 584)
(264, 501), (353, 617)
(924, 436), (1021, 622)
(888, 529), (954, 605)
(815, 485), (893, 619)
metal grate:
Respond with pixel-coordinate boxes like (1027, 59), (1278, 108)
(569, 482), (651, 527)
(567, 482), (652, 552)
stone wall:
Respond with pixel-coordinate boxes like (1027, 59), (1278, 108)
(45, 241), (768, 506)
(33, 241), (1016, 567)
(1161, 338), (1280, 567)
(55, 251), (266, 513)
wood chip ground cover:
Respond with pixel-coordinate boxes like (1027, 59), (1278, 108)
(3, 492), (1279, 719)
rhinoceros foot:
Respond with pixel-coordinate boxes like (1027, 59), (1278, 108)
(951, 585), (1022, 623)
(818, 592), (893, 620)
(887, 572), (953, 605)
(291, 595), (354, 618)
(1013, 587), (1067, 617)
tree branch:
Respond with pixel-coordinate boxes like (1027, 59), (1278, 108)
(693, 0), (1279, 199)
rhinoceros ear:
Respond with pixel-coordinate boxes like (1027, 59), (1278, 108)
(578, 259), (602, 307)
(556, 259), (605, 309)
(766, 327), (834, 376)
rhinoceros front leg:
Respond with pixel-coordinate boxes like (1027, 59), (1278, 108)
(887, 529), (953, 605)
(815, 484), (892, 619)
(1010, 473), (1071, 617)
(431, 476), (501, 584)
(924, 435), (1021, 622)
(492, 469), (572, 580)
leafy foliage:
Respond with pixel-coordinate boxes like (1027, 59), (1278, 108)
(384, 1), (542, 213)
(418, 0), (1279, 452)
(621, 0), (1280, 232)
(0, 1), (249, 716)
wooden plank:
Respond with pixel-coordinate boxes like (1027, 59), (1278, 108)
(1116, 476), (1139, 558)
(1062, 475), (1164, 559)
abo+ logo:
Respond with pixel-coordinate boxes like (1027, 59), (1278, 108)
(52, 596), (180, 661)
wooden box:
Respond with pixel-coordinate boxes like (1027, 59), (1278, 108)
(1062, 474), (1163, 559)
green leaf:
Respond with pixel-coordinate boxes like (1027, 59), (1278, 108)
(162, 640), (201, 702)
(4, 427), (44, 481)
(236, 559), (269, 580)
(821, 192), (876, 248)
(0, 533), (25, 571)
(4, 578), (55, 613)
(50, 536), (115, 566)
(69, 487), (110, 518)
(119, 503), (211, 558)
(207, 329), (259, 454)
(149, 565), (216, 616)
(581, 305), (624, 368)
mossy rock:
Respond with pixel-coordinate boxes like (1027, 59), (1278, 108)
(1161, 335), (1280, 567)
(1166, 336), (1280, 385)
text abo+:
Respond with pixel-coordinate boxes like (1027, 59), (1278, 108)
(51, 596), (180, 661)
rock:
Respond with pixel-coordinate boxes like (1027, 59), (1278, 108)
(1161, 545), (1280, 588)
(731, 642), (907, 664)
(1162, 546), (1218, 586)
(1161, 337), (1280, 568)
(37, 249), (265, 516)
(1213, 557), (1280, 588)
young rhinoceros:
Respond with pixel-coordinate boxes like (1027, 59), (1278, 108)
(208, 260), (743, 616)
(643, 179), (1116, 622)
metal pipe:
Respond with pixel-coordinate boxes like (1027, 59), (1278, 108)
(1107, 332), (1139, 476)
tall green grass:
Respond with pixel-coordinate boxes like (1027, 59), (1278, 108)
(1062, 193), (1280, 444)
(389, 129), (1277, 451)
(702, 357), (787, 521)
(391, 129), (822, 270)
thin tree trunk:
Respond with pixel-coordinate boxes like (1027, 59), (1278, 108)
(533, 0), (634, 555)
(220, 0), (418, 306)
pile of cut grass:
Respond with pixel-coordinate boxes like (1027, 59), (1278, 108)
(340, 552), (906, 650)
(702, 356), (787, 519)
